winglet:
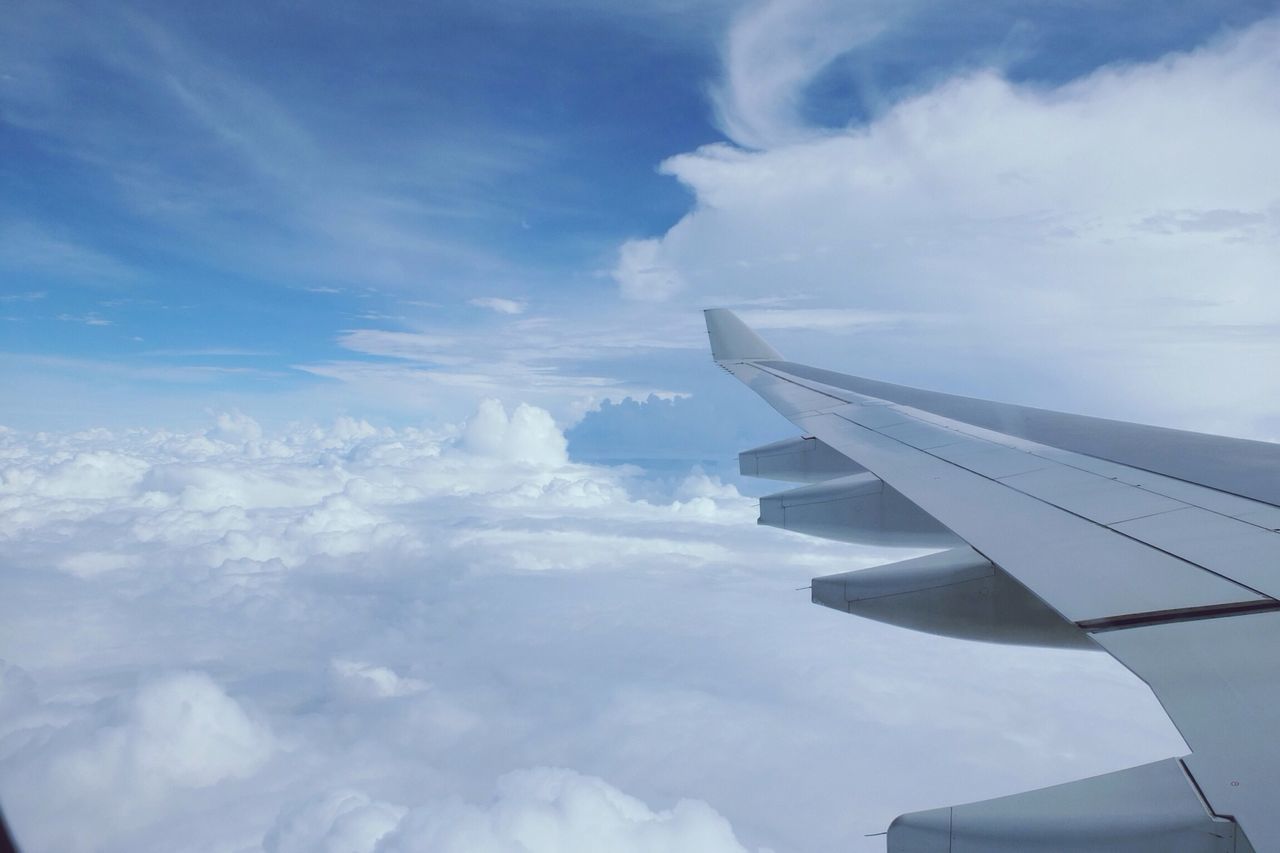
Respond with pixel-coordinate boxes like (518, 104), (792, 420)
(704, 308), (783, 362)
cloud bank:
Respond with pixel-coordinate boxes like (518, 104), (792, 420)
(620, 12), (1280, 435)
(267, 768), (749, 853)
(0, 405), (1188, 852)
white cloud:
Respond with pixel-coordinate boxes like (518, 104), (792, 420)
(738, 307), (933, 330)
(0, 291), (46, 303)
(329, 659), (430, 701)
(0, 672), (273, 852)
(266, 789), (406, 853)
(712, 0), (899, 149)
(336, 330), (462, 361)
(0, 404), (1190, 852)
(622, 14), (1280, 435)
(267, 769), (748, 853)
(462, 399), (569, 466)
(381, 768), (750, 853)
(57, 312), (114, 326)
(303, 320), (698, 428)
(469, 297), (527, 315)
(613, 238), (686, 302)
(211, 409), (265, 443)
(123, 672), (274, 787)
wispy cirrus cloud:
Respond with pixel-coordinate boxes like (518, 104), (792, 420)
(298, 310), (718, 424)
(57, 313), (114, 327)
(468, 296), (527, 315)
(2, 353), (283, 384)
(711, 0), (902, 149)
(0, 223), (135, 284)
(739, 307), (939, 330)
(0, 1), (565, 294)
(0, 291), (46, 303)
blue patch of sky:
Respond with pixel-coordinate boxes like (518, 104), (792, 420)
(567, 391), (794, 495)
(1, 0), (721, 382)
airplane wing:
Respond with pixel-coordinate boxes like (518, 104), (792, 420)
(705, 308), (1280, 853)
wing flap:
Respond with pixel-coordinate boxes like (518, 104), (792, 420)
(755, 359), (1280, 605)
(997, 464), (1188, 525)
(795, 410), (1265, 623)
(1111, 508), (1280, 599)
(927, 441), (1051, 478)
(1031, 448), (1280, 531)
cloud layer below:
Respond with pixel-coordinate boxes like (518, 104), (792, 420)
(0, 405), (1188, 852)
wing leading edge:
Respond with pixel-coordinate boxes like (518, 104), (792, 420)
(705, 308), (1280, 852)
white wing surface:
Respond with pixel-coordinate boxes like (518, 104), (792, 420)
(706, 308), (1280, 853)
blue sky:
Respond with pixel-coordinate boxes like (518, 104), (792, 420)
(2, 0), (725, 426)
(3, 3), (1280, 852)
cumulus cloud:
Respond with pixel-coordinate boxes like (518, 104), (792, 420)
(0, 672), (272, 851)
(266, 789), (407, 853)
(328, 659), (430, 701)
(0, 403), (1192, 852)
(211, 410), (266, 443)
(0, 399), (1182, 850)
(613, 238), (686, 302)
(624, 13), (1280, 434)
(120, 673), (274, 787)
(270, 769), (749, 853)
(0, 404), (775, 851)
(462, 398), (569, 466)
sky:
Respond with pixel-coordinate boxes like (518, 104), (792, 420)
(1, 1), (1279, 851)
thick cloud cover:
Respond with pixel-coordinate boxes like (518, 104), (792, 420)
(0, 404), (1188, 852)
(267, 768), (750, 853)
(619, 12), (1280, 436)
